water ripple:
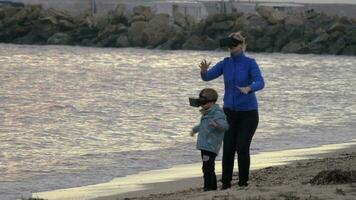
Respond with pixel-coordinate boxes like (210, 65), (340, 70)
(0, 44), (355, 200)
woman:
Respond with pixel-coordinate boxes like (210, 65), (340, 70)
(199, 32), (264, 189)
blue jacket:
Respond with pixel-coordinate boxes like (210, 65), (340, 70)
(192, 104), (229, 155)
(201, 52), (265, 111)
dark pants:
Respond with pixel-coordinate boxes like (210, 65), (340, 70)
(222, 109), (258, 186)
(201, 150), (217, 190)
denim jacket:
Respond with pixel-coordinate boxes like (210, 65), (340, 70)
(192, 104), (229, 155)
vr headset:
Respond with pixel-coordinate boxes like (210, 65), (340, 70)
(219, 37), (243, 48)
(189, 95), (215, 107)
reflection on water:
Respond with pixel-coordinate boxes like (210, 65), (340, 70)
(0, 44), (355, 200)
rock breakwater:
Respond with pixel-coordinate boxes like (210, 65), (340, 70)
(0, 4), (355, 55)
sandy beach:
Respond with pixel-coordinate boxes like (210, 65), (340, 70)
(99, 143), (356, 200)
(34, 142), (356, 200)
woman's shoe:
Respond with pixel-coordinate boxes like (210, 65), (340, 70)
(238, 181), (248, 187)
(220, 183), (231, 190)
(204, 188), (217, 192)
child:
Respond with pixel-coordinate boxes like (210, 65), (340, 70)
(190, 88), (229, 191)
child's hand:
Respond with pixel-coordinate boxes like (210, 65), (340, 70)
(209, 120), (218, 128)
(190, 130), (196, 137)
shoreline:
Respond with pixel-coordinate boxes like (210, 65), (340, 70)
(33, 140), (356, 200)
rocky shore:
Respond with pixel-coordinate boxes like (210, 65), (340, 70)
(0, 4), (355, 55)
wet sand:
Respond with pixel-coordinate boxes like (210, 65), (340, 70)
(34, 141), (356, 200)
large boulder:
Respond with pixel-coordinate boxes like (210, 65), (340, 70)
(72, 11), (92, 26)
(328, 37), (346, 55)
(109, 4), (131, 26)
(328, 31), (344, 43)
(143, 14), (172, 47)
(308, 43), (327, 54)
(327, 22), (349, 33)
(344, 30), (356, 44)
(206, 20), (234, 33)
(173, 11), (186, 27)
(44, 8), (73, 22)
(110, 4), (128, 25)
(159, 31), (187, 50)
(182, 35), (218, 50)
(304, 26), (325, 42)
(232, 16), (249, 32)
(255, 35), (273, 52)
(205, 13), (241, 25)
(148, 13), (170, 27)
(95, 25), (120, 42)
(186, 14), (196, 27)
(0, 24), (29, 42)
(256, 6), (285, 25)
(13, 24), (31, 37)
(35, 8), (74, 28)
(73, 12), (91, 28)
(47, 32), (73, 45)
(342, 45), (356, 55)
(281, 40), (308, 54)
(129, 15), (147, 24)
(69, 26), (97, 41)
(143, 27), (170, 48)
(205, 13), (228, 25)
(173, 9), (195, 28)
(25, 16), (60, 42)
(2, 6), (30, 26)
(189, 22), (206, 35)
(133, 5), (153, 21)
(265, 24), (284, 37)
(12, 33), (41, 44)
(284, 14), (304, 27)
(244, 14), (269, 38)
(311, 33), (329, 44)
(284, 25), (305, 41)
(116, 34), (130, 47)
(92, 12), (110, 30)
(338, 16), (354, 25)
(25, 4), (42, 21)
(273, 31), (290, 52)
(0, 5), (19, 20)
(97, 34), (120, 47)
(112, 4), (125, 17)
(128, 21), (148, 47)
(58, 19), (75, 30)
(304, 9), (320, 20)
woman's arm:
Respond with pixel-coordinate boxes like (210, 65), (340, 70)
(249, 59), (265, 92)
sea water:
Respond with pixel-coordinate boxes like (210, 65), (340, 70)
(0, 44), (355, 200)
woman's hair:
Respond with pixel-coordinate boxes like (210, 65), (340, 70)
(229, 32), (247, 51)
(200, 88), (218, 102)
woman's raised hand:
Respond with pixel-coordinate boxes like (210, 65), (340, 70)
(199, 59), (211, 73)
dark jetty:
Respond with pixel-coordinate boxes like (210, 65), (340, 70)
(0, 4), (355, 55)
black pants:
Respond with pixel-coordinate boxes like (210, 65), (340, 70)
(201, 150), (217, 190)
(222, 109), (258, 186)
